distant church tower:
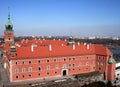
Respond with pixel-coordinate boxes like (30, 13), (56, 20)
(4, 8), (14, 42)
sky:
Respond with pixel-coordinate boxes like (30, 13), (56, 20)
(0, 0), (120, 37)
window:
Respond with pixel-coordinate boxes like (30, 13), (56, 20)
(47, 59), (49, 62)
(28, 67), (32, 72)
(22, 61), (24, 64)
(69, 58), (71, 61)
(103, 56), (105, 60)
(29, 61), (31, 64)
(47, 72), (49, 75)
(15, 61), (18, 65)
(101, 62), (104, 66)
(64, 58), (66, 61)
(47, 65), (50, 70)
(73, 64), (75, 67)
(15, 68), (19, 73)
(54, 59), (56, 62)
(38, 60), (40, 63)
(86, 62), (89, 66)
(29, 74), (31, 77)
(55, 65), (59, 69)
(73, 58), (75, 60)
(38, 73), (40, 76)
(38, 66), (41, 71)
(86, 56), (89, 59)
(22, 68), (25, 72)
(16, 76), (18, 78)
(98, 56), (101, 60)
(22, 75), (25, 78)
(63, 64), (66, 68)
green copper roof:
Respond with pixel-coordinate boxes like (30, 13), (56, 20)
(10, 45), (16, 49)
(68, 41), (74, 45)
(69, 36), (73, 39)
(108, 57), (116, 64)
(67, 36), (74, 45)
(10, 45), (16, 53)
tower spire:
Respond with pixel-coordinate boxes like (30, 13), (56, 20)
(5, 7), (13, 31)
(4, 7), (14, 42)
(8, 7), (10, 20)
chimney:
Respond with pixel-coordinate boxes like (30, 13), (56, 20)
(72, 44), (75, 50)
(87, 44), (90, 49)
(78, 42), (80, 46)
(49, 44), (52, 51)
(84, 43), (87, 46)
(31, 44), (37, 52)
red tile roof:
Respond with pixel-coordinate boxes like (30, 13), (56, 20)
(4, 39), (112, 60)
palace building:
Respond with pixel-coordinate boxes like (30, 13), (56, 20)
(3, 12), (116, 82)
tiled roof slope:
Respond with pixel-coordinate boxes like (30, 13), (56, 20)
(4, 39), (112, 60)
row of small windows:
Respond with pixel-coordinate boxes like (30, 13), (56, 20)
(15, 61), (95, 73)
(15, 71), (58, 79)
(16, 74), (32, 79)
(15, 56), (92, 65)
(15, 67), (32, 73)
(68, 67), (93, 71)
(98, 62), (105, 66)
(15, 60), (32, 65)
(15, 66), (96, 79)
(98, 56), (105, 60)
(15, 65), (58, 73)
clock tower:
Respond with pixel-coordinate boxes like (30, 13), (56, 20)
(4, 8), (14, 43)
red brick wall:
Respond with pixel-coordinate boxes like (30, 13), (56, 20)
(4, 31), (14, 41)
(11, 55), (97, 81)
(107, 63), (116, 80)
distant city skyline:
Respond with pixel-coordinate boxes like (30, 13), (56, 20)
(0, 0), (120, 37)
